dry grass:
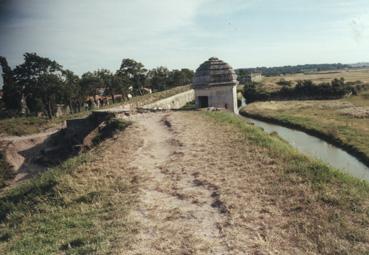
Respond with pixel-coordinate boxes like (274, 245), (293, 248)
(0, 122), (142, 254)
(202, 111), (369, 254)
(262, 68), (369, 89)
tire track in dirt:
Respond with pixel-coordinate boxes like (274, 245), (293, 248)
(127, 112), (229, 255)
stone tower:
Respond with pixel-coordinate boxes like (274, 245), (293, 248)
(192, 57), (239, 114)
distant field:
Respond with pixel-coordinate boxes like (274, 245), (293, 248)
(259, 68), (369, 91)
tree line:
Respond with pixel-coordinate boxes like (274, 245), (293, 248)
(0, 53), (194, 118)
(236, 63), (349, 78)
(244, 78), (369, 103)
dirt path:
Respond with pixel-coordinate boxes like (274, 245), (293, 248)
(119, 111), (306, 254)
(126, 113), (229, 254)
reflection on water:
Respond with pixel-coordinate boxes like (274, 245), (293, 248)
(244, 117), (369, 181)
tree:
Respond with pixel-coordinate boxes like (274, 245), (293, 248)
(62, 70), (81, 113)
(0, 56), (21, 111)
(35, 73), (64, 118)
(79, 71), (101, 106)
(169, 68), (194, 87)
(13, 53), (63, 115)
(111, 74), (131, 102)
(243, 82), (258, 103)
(147, 66), (170, 91)
(117, 58), (147, 95)
(95, 69), (115, 102)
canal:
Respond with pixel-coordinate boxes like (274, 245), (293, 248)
(242, 116), (369, 181)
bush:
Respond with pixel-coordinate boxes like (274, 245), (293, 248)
(276, 79), (292, 86)
(244, 78), (355, 103)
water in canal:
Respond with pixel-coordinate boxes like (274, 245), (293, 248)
(243, 117), (369, 181)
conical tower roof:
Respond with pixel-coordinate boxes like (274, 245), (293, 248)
(193, 57), (238, 87)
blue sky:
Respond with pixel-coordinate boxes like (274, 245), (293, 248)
(0, 0), (369, 78)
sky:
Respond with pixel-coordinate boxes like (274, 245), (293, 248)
(1, 0), (369, 81)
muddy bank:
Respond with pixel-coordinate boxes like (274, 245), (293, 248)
(0, 111), (127, 187)
(240, 111), (369, 169)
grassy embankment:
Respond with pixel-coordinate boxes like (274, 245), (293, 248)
(0, 85), (190, 136)
(1, 109), (368, 253)
(240, 92), (369, 167)
(205, 111), (369, 253)
(0, 119), (134, 254)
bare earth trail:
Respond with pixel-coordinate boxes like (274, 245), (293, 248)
(127, 113), (229, 254)
(120, 111), (301, 255)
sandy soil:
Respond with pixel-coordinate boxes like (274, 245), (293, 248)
(117, 111), (304, 254)
(0, 134), (52, 187)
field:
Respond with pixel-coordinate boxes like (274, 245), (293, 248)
(257, 68), (369, 92)
(241, 92), (369, 166)
(1, 111), (369, 254)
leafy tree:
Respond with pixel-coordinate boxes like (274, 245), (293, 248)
(117, 59), (146, 95)
(169, 68), (194, 87)
(243, 82), (263, 103)
(79, 71), (102, 105)
(94, 69), (122, 103)
(35, 73), (64, 118)
(147, 66), (170, 91)
(62, 70), (81, 113)
(0, 56), (21, 111)
(13, 53), (63, 115)
(1, 53), (196, 118)
(111, 74), (131, 102)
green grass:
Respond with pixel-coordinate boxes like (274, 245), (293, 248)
(204, 111), (369, 253)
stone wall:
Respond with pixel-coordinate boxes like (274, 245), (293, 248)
(195, 85), (238, 114)
(142, 89), (195, 110)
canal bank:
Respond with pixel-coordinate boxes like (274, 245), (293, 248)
(240, 114), (369, 181)
(240, 111), (369, 173)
